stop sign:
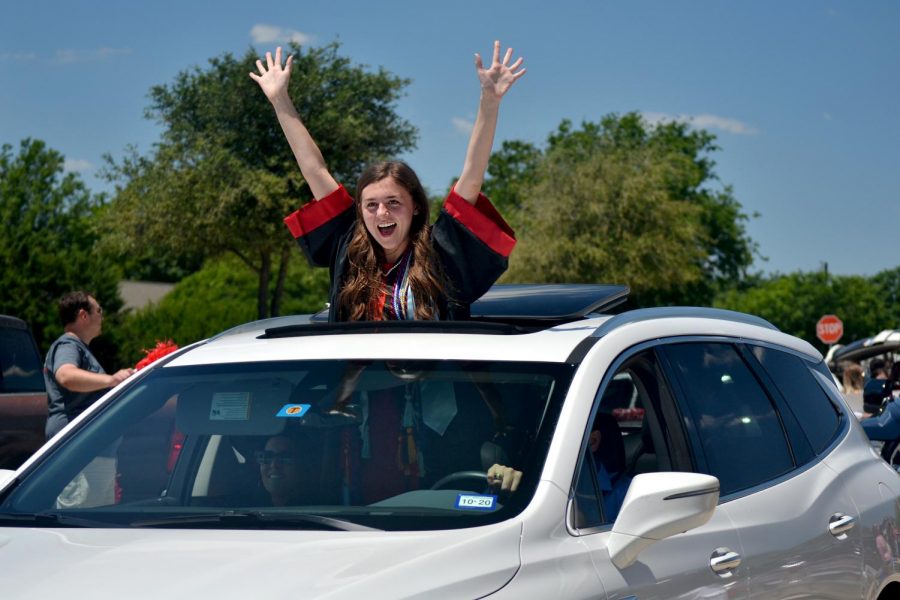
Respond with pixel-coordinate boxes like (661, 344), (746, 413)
(816, 314), (843, 345)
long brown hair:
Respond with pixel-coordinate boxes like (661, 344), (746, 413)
(338, 161), (446, 321)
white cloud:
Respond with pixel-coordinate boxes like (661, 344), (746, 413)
(451, 117), (473, 135)
(53, 47), (131, 64)
(63, 158), (93, 173)
(641, 111), (759, 135)
(0, 51), (37, 62)
(250, 24), (313, 45)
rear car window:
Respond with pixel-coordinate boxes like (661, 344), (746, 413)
(751, 346), (841, 455)
(0, 326), (45, 394)
(663, 342), (794, 495)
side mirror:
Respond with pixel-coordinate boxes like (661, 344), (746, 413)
(608, 472), (719, 569)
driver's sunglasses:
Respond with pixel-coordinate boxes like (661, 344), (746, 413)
(255, 450), (297, 466)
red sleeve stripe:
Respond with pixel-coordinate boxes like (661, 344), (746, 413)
(443, 187), (517, 257)
(283, 184), (354, 239)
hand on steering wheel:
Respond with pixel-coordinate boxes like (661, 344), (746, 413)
(486, 464), (522, 493)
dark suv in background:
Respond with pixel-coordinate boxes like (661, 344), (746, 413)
(0, 316), (47, 469)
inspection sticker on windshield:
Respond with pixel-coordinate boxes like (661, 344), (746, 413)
(455, 494), (497, 511)
(209, 392), (251, 421)
(276, 404), (311, 418)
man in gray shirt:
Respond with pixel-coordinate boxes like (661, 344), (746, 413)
(43, 291), (134, 507)
(43, 291), (134, 440)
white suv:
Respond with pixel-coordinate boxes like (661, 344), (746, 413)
(1, 285), (898, 599)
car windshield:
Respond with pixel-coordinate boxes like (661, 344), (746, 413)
(1, 359), (572, 531)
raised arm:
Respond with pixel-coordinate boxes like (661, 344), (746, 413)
(250, 46), (339, 200)
(454, 41), (526, 204)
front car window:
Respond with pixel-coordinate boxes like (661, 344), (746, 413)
(1, 359), (572, 531)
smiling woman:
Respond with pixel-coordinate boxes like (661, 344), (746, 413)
(251, 41), (524, 322)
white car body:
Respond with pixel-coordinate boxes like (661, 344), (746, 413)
(2, 288), (898, 599)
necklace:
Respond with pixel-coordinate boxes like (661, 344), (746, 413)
(382, 259), (404, 277)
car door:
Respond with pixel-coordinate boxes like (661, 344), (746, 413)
(659, 340), (862, 600)
(576, 347), (750, 600)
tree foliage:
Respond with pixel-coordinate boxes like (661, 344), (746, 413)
(714, 271), (891, 353)
(493, 114), (757, 306)
(871, 266), (900, 327)
(0, 139), (122, 354)
(116, 254), (329, 364)
(100, 42), (416, 319)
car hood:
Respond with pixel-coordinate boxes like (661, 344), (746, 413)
(0, 522), (521, 599)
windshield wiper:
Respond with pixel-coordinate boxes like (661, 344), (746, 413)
(131, 510), (381, 532)
(0, 511), (120, 528)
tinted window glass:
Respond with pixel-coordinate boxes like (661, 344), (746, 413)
(665, 343), (793, 494)
(0, 327), (45, 393)
(573, 448), (602, 529)
(2, 359), (573, 532)
(751, 346), (840, 454)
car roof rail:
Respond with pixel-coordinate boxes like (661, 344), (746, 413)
(592, 306), (779, 338)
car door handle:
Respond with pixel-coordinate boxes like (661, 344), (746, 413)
(829, 513), (856, 539)
(710, 547), (741, 576)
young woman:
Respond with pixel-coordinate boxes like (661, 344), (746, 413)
(250, 42), (524, 321)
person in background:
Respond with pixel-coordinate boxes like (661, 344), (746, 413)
(870, 358), (889, 381)
(43, 291), (133, 440)
(842, 362), (864, 394)
(44, 291), (133, 507)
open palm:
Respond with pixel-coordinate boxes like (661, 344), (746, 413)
(249, 46), (293, 101)
(475, 41), (526, 99)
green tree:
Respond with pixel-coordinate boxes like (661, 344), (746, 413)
(871, 266), (900, 326)
(117, 254), (329, 364)
(0, 139), (122, 353)
(101, 42), (416, 319)
(499, 114), (756, 306)
(714, 271), (890, 353)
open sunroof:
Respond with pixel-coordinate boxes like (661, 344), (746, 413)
(469, 284), (630, 321)
(261, 283), (630, 338)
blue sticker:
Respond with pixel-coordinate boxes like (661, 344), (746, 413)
(276, 404), (311, 418)
(455, 493), (497, 511)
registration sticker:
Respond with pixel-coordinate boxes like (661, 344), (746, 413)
(455, 493), (497, 511)
(276, 403), (311, 418)
(209, 392), (251, 421)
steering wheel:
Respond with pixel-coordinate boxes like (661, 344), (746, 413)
(429, 470), (487, 491)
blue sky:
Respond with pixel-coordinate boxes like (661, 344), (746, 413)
(3, 0), (898, 277)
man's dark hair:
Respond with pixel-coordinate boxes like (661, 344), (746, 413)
(58, 291), (94, 326)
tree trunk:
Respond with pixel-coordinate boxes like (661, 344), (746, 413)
(257, 250), (271, 320)
(271, 246), (290, 317)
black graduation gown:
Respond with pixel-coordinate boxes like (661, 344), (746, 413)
(283, 184), (516, 321)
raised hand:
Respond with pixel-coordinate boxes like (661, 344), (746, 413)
(475, 40), (526, 100)
(249, 46), (294, 102)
